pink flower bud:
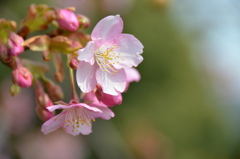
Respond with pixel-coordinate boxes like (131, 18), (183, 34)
(7, 32), (24, 56)
(55, 9), (79, 31)
(43, 79), (64, 101)
(69, 58), (78, 70)
(11, 67), (33, 88)
(36, 92), (53, 108)
(0, 44), (11, 63)
(36, 106), (55, 121)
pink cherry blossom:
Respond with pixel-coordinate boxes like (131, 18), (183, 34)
(77, 15), (143, 95)
(41, 101), (114, 136)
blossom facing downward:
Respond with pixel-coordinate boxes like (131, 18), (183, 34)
(41, 101), (114, 136)
(77, 15), (143, 95)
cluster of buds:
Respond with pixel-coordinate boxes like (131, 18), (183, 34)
(0, 4), (143, 136)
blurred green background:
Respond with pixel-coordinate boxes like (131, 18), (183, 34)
(0, 0), (239, 159)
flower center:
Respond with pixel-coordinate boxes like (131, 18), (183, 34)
(94, 45), (121, 75)
(64, 108), (95, 133)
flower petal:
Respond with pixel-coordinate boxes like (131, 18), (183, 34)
(125, 67), (141, 83)
(46, 105), (70, 112)
(124, 68), (141, 92)
(63, 109), (93, 136)
(78, 41), (95, 65)
(76, 122), (92, 135)
(113, 34), (143, 69)
(96, 68), (126, 95)
(91, 106), (115, 120)
(97, 91), (122, 107)
(41, 111), (66, 134)
(70, 103), (102, 113)
(76, 61), (98, 93)
(91, 15), (123, 44)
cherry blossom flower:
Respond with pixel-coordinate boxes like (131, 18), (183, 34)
(41, 101), (114, 136)
(77, 15), (143, 95)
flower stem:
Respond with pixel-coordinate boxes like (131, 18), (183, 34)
(68, 54), (79, 102)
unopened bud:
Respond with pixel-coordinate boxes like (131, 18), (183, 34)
(10, 84), (20, 96)
(36, 106), (55, 121)
(55, 9), (79, 31)
(0, 19), (17, 32)
(0, 44), (11, 63)
(76, 14), (90, 28)
(7, 32), (24, 56)
(11, 67), (33, 88)
(20, 4), (55, 33)
(43, 79), (64, 101)
(54, 72), (64, 82)
(69, 57), (78, 70)
(36, 92), (53, 108)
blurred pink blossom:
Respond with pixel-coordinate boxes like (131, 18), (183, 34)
(41, 100), (114, 136)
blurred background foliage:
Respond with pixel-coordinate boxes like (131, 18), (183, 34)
(0, 0), (239, 159)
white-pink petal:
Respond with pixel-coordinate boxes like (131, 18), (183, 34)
(125, 68), (141, 83)
(41, 111), (66, 134)
(78, 41), (95, 65)
(96, 67), (126, 95)
(46, 105), (70, 112)
(71, 103), (102, 113)
(113, 34), (143, 69)
(91, 15), (123, 44)
(63, 108), (94, 136)
(76, 61), (98, 93)
(89, 105), (114, 120)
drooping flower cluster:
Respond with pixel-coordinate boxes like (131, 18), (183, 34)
(0, 4), (143, 136)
